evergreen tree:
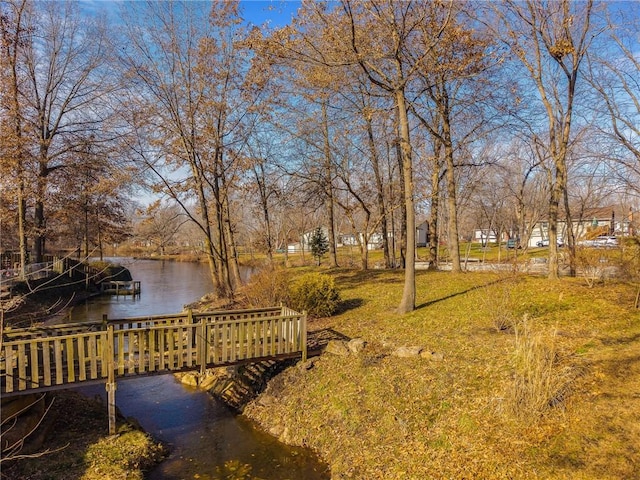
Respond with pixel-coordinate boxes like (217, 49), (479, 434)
(309, 227), (329, 266)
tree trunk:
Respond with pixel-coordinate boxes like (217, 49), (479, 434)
(366, 117), (391, 269)
(322, 101), (339, 268)
(395, 90), (416, 314)
(34, 200), (45, 264)
(223, 195), (242, 292)
(428, 140), (442, 270)
(18, 186), (27, 278)
(441, 89), (461, 273)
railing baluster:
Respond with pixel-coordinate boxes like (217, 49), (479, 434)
(30, 342), (39, 389)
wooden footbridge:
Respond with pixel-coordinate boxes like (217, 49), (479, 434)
(1, 306), (307, 433)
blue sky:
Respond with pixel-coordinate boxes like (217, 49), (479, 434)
(79, 0), (300, 28)
(240, 0), (300, 27)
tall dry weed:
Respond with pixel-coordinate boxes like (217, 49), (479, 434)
(509, 315), (576, 422)
(479, 276), (518, 332)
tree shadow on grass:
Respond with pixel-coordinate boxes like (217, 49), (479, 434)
(331, 268), (403, 289)
(415, 277), (510, 310)
(307, 327), (351, 352)
(335, 297), (364, 315)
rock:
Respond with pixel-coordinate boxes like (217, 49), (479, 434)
(347, 338), (367, 354)
(421, 350), (445, 362)
(179, 372), (199, 387)
(258, 394), (278, 407)
(198, 372), (217, 390)
(325, 340), (351, 356)
(298, 358), (317, 370)
(269, 424), (284, 437)
(392, 346), (423, 357)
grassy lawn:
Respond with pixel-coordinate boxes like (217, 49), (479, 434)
(243, 268), (640, 479)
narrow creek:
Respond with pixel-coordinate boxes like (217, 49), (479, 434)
(67, 258), (329, 480)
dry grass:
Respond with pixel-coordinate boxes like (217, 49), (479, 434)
(510, 314), (580, 421)
(243, 269), (640, 479)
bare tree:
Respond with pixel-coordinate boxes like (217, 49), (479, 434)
(13, 1), (116, 263)
(587, 11), (640, 195)
(1, 0), (30, 278)
(493, 0), (596, 279)
(119, 1), (256, 298)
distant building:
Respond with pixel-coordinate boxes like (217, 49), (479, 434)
(529, 206), (635, 247)
(473, 229), (498, 245)
(416, 221), (429, 247)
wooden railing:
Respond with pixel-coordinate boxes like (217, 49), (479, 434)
(1, 306), (307, 396)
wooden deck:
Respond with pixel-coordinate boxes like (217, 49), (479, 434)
(100, 280), (141, 296)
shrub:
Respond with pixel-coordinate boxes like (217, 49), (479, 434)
(574, 247), (609, 287)
(239, 267), (290, 308)
(289, 272), (340, 317)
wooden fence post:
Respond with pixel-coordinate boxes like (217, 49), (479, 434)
(105, 317), (117, 435)
(196, 312), (208, 377)
(301, 311), (307, 362)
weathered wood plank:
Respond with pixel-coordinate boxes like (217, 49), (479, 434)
(239, 321), (246, 360)
(42, 340), (51, 387)
(128, 331), (136, 375)
(158, 329), (166, 371)
(54, 340), (63, 385)
(176, 327), (184, 369)
(66, 337), (76, 383)
(4, 346), (15, 392)
(149, 328), (156, 373)
(222, 323), (229, 363)
(139, 330), (147, 373)
(30, 343), (39, 389)
(117, 332), (125, 376)
(78, 336), (86, 381)
(89, 335), (98, 379)
(167, 328), (175, 370)
(17, 343), (27, 391)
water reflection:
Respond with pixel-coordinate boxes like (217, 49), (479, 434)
(67, 258), (214, 322)
(72, 258), (329, 480)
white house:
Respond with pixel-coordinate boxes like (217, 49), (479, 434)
(529, 206), (636, 247)
(416, 221), (429, 247)
(473, 229), (498, 245)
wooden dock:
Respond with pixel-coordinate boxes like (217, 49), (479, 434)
(100, 280), (141, 296)
(1, 306), (307, 433)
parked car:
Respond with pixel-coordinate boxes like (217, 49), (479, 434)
(506, 239), (520, 249)
(536, 239), (565, 247)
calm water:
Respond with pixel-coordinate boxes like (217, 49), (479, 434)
(71, 258), (329, 480)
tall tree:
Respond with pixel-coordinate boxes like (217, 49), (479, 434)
(1, 0), (30, 276)
(258, 0), (452, 312)
(493, 0), (596, 279)
(16, 0), (114, 262)
(120, 1), (255, 298)
(409, 7), (494, 273)
(587, 10), (640, 195)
